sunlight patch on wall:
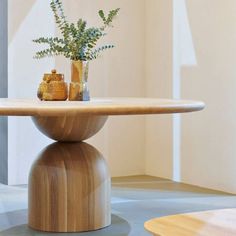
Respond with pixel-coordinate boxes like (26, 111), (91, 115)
(173, 0), (197, 182)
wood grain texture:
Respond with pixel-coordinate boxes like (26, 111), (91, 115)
(28, 142), (111, 232)
(144, 209), (236, 236)
(0, 98), (205, 116)
(32, 115), (108, 141)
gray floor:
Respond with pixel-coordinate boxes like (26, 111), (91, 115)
(0, 175), (236, 236)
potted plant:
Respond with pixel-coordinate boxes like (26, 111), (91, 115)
(33, 0), (120, 101)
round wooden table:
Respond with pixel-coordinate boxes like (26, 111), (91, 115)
(145, 209), (236, 236)
(0, 98), (204, 233)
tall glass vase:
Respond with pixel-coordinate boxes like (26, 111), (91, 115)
(69, 60), (90, 101)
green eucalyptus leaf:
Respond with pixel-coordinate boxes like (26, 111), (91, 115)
(33, 0), (119, 61)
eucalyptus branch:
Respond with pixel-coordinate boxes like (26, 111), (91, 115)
(33, 0), (120, 61)
(88, 45), (115, 60)
(99, 8), (120, 30)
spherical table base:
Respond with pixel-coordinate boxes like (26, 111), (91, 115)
(28, 142), (111, 232)
(32, 115), (108, 142)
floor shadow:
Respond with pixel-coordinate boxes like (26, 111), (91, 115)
(0, 211), (131, 236)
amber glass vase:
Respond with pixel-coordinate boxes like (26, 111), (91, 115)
(69, 60), (90, 101)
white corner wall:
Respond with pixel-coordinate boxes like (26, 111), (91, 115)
(145, 0), (173, 180)
(7, 0), (236, 194)
(145, 0), (236, 194)
(181, 0), (236, 193)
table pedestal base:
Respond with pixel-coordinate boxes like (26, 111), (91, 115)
(28, 142), (111, 232)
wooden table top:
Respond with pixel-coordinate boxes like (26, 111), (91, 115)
(0, 98), (204, 116)
(145, 209), (236, 236)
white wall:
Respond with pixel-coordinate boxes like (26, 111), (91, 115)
(145, 0), (236, 194)
(7, 0), (236, 194)
(8, 0), (146, 184)
(181, 0), (236, 193)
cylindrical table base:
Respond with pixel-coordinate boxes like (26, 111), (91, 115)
(28, 142), (111, 232)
